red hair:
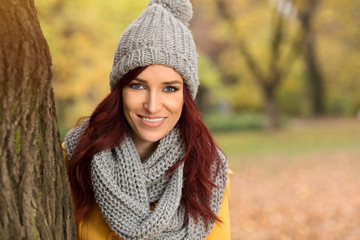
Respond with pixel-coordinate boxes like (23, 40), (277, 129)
(68, 67), (224, 228)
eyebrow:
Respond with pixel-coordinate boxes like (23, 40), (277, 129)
(134, 78), (183, 85)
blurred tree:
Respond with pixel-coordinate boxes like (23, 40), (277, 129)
(196, 54), (225, 112)
(212, 0), (303, 130)
(297, 0), (325, 115)
(193, 0), (360, 120)
(0, 0), (75, 239)
(315, 0), (360, 115)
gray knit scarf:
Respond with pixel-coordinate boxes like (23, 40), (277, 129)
(64, 121), (227, 240)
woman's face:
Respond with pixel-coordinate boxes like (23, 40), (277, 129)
(122, 65), (184, 147)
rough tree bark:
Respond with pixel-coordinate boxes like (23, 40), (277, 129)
(0, 0), (75, 239)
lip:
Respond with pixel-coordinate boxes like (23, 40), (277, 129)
(138, 115), (167, 128)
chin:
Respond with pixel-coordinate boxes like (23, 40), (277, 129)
(141, 131), (168, 143)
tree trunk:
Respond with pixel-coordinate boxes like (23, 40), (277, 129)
(0, 0), (75, 239)
(304, 35), (325, 115)
(263, 86), (278, 131)
(299, 0), (326, 116)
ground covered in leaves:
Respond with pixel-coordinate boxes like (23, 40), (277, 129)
(220, 119), (360, 240)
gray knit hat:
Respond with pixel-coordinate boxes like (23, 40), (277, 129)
(109, 0), (199, 99)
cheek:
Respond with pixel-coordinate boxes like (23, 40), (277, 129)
(167, 94), (184, 116)
(122, 91), (138, 117)
(123, 88), (143, 104)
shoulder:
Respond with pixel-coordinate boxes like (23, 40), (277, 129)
(64, 119), (89, 160)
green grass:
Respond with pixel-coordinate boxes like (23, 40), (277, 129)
(203, 112), (265, 132)
(213, 118), (360, 169)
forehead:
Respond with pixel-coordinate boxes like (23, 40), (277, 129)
(136, 65), (183, 83)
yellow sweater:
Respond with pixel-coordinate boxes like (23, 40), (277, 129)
(62, 143), (231, 240)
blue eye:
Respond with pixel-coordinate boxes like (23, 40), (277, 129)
(130, 83), (144, 90)
(164, 86), (178, 92)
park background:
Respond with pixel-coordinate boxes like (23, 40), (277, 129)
(35, 0), (360, 239)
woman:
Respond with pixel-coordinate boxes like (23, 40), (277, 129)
(63, 0), (230, 239)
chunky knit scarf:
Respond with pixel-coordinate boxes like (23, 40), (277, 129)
(64, 121), (227, 240)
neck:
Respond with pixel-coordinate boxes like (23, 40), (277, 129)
(131, 135), (158, 162)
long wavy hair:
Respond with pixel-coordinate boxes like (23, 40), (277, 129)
(68, 66), (224, 228)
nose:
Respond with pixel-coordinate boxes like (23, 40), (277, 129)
(143, 90), (162, 113)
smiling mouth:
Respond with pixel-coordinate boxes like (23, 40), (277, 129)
(139, 115), (166, 123)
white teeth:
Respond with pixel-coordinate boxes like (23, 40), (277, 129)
(142, 117), (165, 123)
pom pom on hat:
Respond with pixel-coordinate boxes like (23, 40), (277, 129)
(148, 0), (193, 26)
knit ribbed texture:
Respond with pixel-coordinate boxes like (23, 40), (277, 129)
(109, 0), (199, 99)
(64, 122), (228, 240)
